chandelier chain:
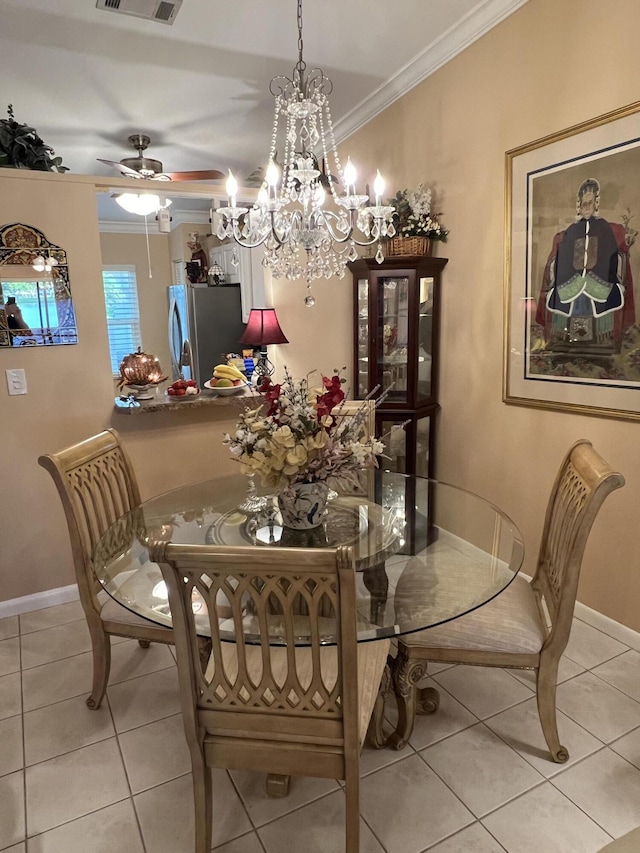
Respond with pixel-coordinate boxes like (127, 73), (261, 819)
(297, 0), (304, 71)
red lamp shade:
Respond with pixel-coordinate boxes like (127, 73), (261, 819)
(240, 308), (289, 346)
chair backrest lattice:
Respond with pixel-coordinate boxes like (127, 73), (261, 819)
(152, 543), (359, 748)
(38, 429), (141, 610)
(532, 439), (624, 650)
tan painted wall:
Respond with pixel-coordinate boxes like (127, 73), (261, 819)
(271, 0), (640, 630)
(99, 231), (173, 377)
(0, 173), (241, 602)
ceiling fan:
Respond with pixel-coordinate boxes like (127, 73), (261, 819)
(98, 134), (224, 182)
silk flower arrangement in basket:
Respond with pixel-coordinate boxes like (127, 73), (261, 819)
(385, 183), (449, 257)
(224, 368), (386, 529)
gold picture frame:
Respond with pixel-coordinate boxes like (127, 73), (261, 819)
(504, 100), (640, 420)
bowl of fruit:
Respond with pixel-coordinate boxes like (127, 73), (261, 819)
(204, 363), (247, 395)
(166, 379), (200, 399)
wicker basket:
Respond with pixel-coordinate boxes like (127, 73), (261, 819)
(383, 236), (432, 257)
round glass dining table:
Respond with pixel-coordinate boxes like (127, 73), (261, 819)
(93, 471), (524, 644)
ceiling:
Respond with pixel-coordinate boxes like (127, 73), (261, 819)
(3, 0), (528, 221)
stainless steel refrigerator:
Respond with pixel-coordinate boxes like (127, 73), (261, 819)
(167, 283), (246, 387)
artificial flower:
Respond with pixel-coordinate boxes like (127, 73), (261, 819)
(223, 367), (389, 490)
(388, 183), (449, 241)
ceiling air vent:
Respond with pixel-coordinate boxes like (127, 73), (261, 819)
(95, 0), (183, 25)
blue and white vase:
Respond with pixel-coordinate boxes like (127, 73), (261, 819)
(277, 481), (329, 530)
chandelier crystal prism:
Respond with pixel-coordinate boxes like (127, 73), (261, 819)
(215, 0), (395, 305)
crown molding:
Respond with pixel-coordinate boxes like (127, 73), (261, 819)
(99, 219), (160, 234)
(333, 0), (530, 143)
(99, 209), (211, 234)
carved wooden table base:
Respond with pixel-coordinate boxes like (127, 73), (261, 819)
(387, 647), (440, 750)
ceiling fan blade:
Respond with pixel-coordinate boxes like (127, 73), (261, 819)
(164, 170), (225, 182)
(97, 158), (143, 178)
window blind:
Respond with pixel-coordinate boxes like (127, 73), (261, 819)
(102, 266), (142, 373)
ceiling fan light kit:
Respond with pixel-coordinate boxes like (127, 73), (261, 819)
(113, 192), (171, 216)
(216, 0), (395, 306)
(98, 133), (224, 188)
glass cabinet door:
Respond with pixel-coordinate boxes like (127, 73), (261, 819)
(379, 414), (433, 477)
(377, 276), (409, 402)
(357, 278), (369, 398)
(379, 418), (409, 474)
(415, 414), (432, 477)
(416, 276), (434, 403)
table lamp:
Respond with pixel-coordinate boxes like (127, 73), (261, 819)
(239, 308), (288, 377)
(207, 262), (224, 285)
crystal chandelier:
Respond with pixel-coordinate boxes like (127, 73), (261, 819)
(215, 0), (395, 306)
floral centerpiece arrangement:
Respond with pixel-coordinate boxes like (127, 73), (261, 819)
(387, 183), (448, 253)
(224, 368), (385, 529)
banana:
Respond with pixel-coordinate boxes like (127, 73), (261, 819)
(213, 363), (245, 380)
(213, 368), (242, 381)
(215, 363), (244, 375)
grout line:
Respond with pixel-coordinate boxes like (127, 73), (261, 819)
(213, 830), (266, 852)
(20, 645), (175, 715)
(421, 820), (509, 852)
(587, 669), (640, 710)
(545, 747), (618, 843)
(23, 794), (133, 845)
(430, 666), (536, 721)
(225, 769), (263, 839)
(19, 614), (27, 850)
(108, 694), (149, 853)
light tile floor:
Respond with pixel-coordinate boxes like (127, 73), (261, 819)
(1, 602), (640, 852)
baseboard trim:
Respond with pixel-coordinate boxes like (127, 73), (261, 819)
(519, 571), (640, 652)
(0, 584), (79, 619)
(573, 600), (640, 652)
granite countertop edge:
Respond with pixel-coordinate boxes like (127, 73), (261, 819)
(113, 390), (252, 414)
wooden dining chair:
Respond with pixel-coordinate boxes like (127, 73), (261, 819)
(38, 428), (174, 709)
(150, 541), (390, 853)
(391, 439), (624, 757)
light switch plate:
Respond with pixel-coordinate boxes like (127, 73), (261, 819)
(6, 368), (27, 395)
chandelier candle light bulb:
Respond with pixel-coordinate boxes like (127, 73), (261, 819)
(343, 158), (356, 197)
(226, 171), (238, 208)
(374, 170), (385, 206)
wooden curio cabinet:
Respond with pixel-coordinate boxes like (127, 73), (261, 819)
(349, 255), (447, 479)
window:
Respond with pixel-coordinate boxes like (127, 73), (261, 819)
(102, 266), (142, 373)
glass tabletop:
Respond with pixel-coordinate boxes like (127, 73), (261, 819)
(93, 471), (524, 643)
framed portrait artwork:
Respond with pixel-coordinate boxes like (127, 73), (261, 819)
(504, 100), (640, 420)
